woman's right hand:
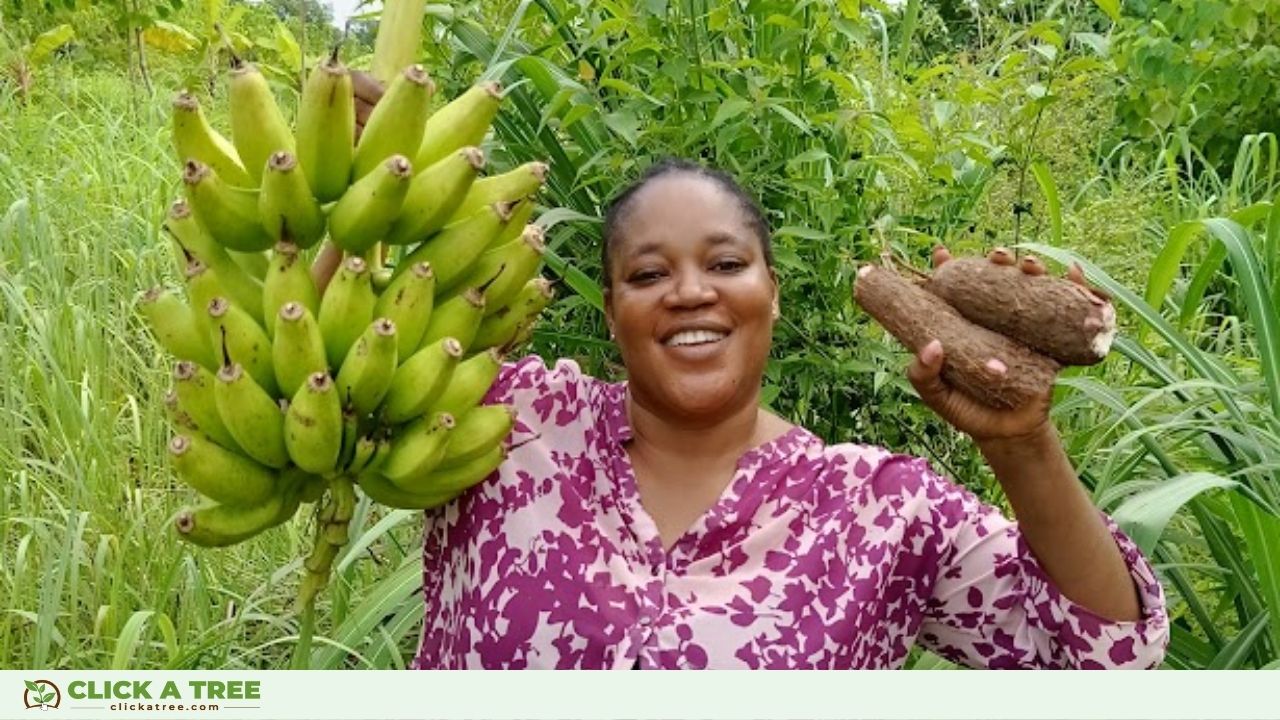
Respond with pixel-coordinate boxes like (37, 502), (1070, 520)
(310, 70), (386, 293)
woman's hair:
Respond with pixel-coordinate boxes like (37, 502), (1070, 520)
(600, 158), (773, 287)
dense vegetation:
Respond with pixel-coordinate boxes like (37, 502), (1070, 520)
(1, 0), (1278, 669)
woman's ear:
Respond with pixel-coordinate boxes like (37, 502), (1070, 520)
(603, 286), (616, 339)
(769, 268), (780, 320)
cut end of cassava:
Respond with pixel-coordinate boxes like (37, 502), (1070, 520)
(207, 296), (230, 319)
(461, 147), (486, 170)
(409, 262), (433, 280)
(173, 360), (198, 382)
(168, 198), (193, 220)
(217, 363), (244, 384)
(343, 256), (368, 275)
(168, 434), (192, 456)
(306, 372), (333, 392)
(173, 91), (199, 112)
(279, 302), (305, 322)
(441, 337), (464, 358)
(268, 151), (298, 172)
(386, 155), (413, 178)
(373, 317), (397, 337)
(182, 160), (211, 185)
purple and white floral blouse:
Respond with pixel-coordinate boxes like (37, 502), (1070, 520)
(410, 355), (1169, 669)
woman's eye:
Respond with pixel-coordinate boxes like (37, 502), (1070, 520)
(629, 270), (663, 283)
(713, 259), (746, 272)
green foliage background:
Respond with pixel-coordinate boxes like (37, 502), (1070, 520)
(1, 0), (1279, 670)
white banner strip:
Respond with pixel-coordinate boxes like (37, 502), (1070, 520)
(2, 670), (1277, 720)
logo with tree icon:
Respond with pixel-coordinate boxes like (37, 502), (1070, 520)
(23, 680), (60, 711)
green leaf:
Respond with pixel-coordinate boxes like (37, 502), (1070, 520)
(312, 558), (421, 669)
(24, 681), (40, 693)
(774, 225), (832, 241)
(26, 24), (75, 64)
(543, 247), (604, 313)
(1208, 610), (1270, 669)
(711, 98), (751, 130)
(1146, 220), (1201, 309)
(602, 110), (640, 147)
(1229, 493), (1280, 653)
(1112, 473), (1238, 554)
(143, 21), (197, 55)
(273, 22), (302, 77)
(1091, 0), (1122, 23)
(111, 610), (178, 670)
(1029, 162), (1062, 247)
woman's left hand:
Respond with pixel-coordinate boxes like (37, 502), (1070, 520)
(904, 246), (1095, 444)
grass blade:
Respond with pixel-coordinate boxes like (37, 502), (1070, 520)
(1111, 472), (1238, 554)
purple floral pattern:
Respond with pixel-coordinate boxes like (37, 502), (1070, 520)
(411, 356), (1168, 669)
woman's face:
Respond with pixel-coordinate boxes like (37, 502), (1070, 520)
(604, 173), (778, 423)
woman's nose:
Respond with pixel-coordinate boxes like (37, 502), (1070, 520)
(664, 269), (717, 308)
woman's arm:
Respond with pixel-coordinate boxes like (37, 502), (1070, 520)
(905, 250), (1139, 622)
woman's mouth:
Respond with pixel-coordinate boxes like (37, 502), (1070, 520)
(663, 330), (729, 347)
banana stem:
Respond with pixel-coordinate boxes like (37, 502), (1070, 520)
(291, 475), (357, 669)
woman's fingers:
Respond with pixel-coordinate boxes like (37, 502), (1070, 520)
(932, 245), (952, 268)
(352, 69), (385, 105)
(989, 246), (1014, 266)
(1020, 255), (1045, 276)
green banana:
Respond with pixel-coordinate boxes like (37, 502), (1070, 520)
(398, 202), (513, 291)
(168, 433), (277, 506)
(385, 147), (486, 246)
(263, 242), (320, 337)
(259, 152), (325, 249)
(140, 288), (216, 368)
(166, 199), (265, 321)
(317, 256), (377, 368)
(173, 360), (239, 450)
(328, 155), (413, 254)
(296, 51), (355, 203)
(171, 91), (252, 188)
(454, 225), (546, 314)
(214, 362), (289, 469)
(285, 372), (343, 475)
(381, 337), (464, 424)
(335, 318), (398, 416)
(439, 404), (516, 469)
(208, 297), (278, 396)
(165, 389), (197, 432)
(415, 82), (503, 170)
(228, 59), (295, 186)
(419, 289), (486, 352)
(372, 268), (394, 292)
(183, 160), (273, 252)
(229, 251), (270, 280)
(486, 197), (535, 252)
(273, 301), (329, 399)
(451, 161), (549, 221)
(472, 278), (554, 350)
(382, 412), (455, 487)
(413, 445), (507, 497)
(174, 488), (300, 548)
(352, 65), (435, 181)
(431, 349), (504, 418)
(346, 435), (379, 476)
(372, 261), (435, 356)
(337, 407), (360, 471)
(356, 470), (457, 510)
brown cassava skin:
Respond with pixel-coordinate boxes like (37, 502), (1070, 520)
(854, 264), (1060, 410)
(923, 257), (1115, 366)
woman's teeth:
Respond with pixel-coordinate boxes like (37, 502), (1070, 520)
(665, 330), (728, 347)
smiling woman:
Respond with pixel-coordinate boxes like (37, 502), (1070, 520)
(408, 158), (1170, 670)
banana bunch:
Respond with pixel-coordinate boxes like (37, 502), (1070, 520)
(145, 51), (555, 562)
